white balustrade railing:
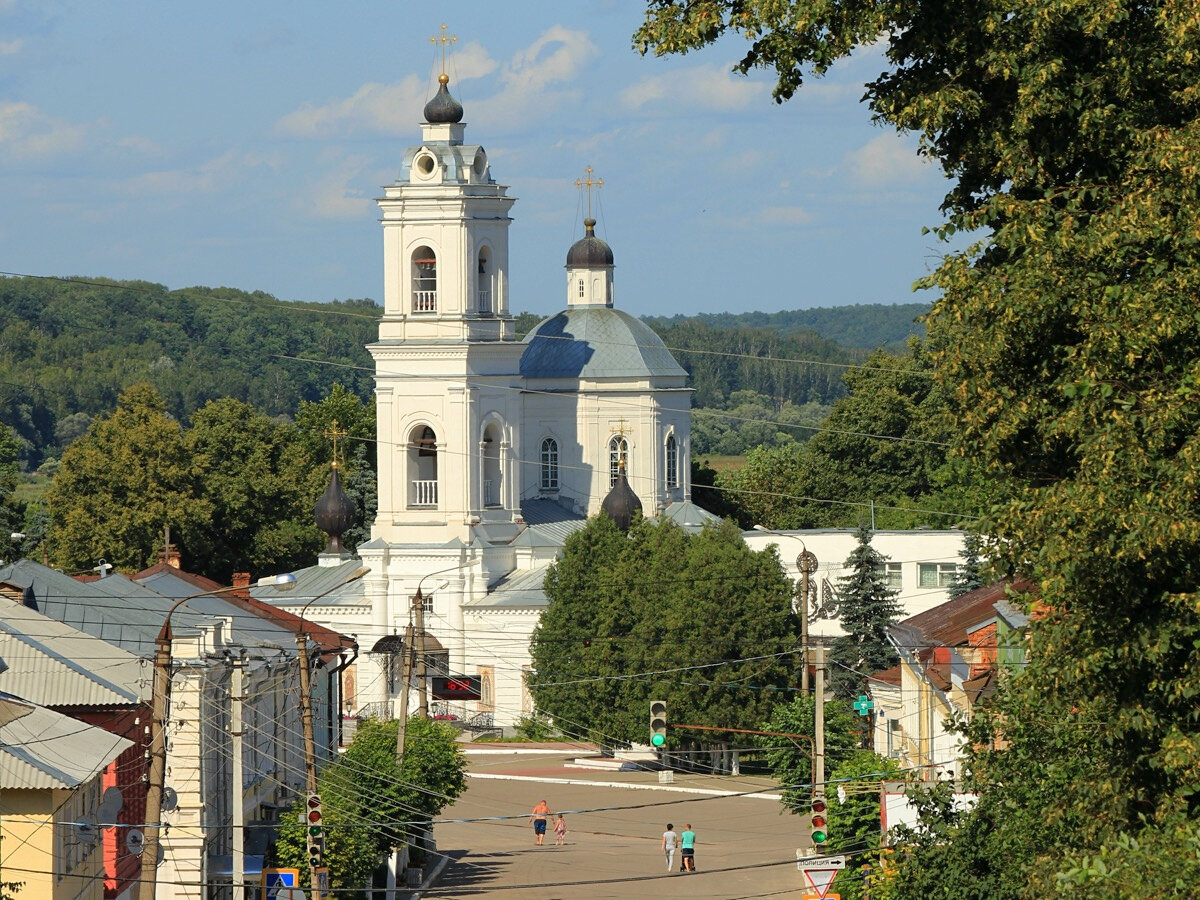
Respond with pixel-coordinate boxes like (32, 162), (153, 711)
(413, 290), (437, 313)
(411, 480), (438, 506)
(483, 479), (500, 507)
(477, 289), (491, 312)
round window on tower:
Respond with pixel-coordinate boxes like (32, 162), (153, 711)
(472, 149), (487, 180)
(415, 153), (436, 178)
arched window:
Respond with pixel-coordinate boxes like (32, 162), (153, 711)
(665, 434), (678, 489)
(482, 423), (502, 507)
(477, 247), (492, 313)
(408, 425), (438, 507)
(412, 246), (437, 313)
(540, 438), (559, 491)
(609, 435), (628, 488)
(578, 278), (585, 298)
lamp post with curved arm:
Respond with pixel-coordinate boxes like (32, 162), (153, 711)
(139, 573), (298, 900)
(294, 566), (369, 896)
(752, 525), (818, 692)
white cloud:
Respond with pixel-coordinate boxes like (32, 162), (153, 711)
(846, 133), (930, 186)
(620, 64), (768, 113)
(758, 205), (812, 226)
(303, 152), (373, 220)
(0, 38), (21, 55)
(272, 27), (596, 141)
(116, 149), (276, 197)
(0, 101), (88, 158)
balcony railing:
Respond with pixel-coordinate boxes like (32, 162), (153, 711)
(413, 290), (437, 313)
(477, 289), (491, 313)
(483, 479), (500, 508)
(411, 480), (438, 507)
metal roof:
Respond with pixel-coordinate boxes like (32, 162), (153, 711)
(0, 693), (132, 790)
(0, 600), (147, 706)
(520, 308), (687, 380)
(249, 560), (368, 609)
(660, 500), (722, 532)
(464, 566), (550, 609)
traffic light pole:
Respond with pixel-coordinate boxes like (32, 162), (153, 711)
(296, 630), (323, 896)
(814, 643), (826, 795)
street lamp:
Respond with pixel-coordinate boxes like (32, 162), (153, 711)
(139, 573), (298, 900)
(753, 525), (818, 692)
(294, 566), (369, 898)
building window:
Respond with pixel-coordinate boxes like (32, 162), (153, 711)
(874, 562), (902, 589)
(919, 562), (958, 588)
(478, 665), (495, 712)
(408, 425), (438, 507)
(609, 435), (628, 487)
(540, 438), (559, 490)
(578, 278), (585, 298)
(665, 434), (678, 489)
(412, 246), (437, 313)
(482, 423), (502, 508)
(477, 247), (492, 313)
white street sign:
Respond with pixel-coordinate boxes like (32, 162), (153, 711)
(795, 852), (846, 869)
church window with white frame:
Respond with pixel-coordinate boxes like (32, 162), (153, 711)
(540, 437), (559, 490)
(609, 435), (628, 487)
(578, 278), (585, 298)
(665, 434), (678, 489)
(412, 246), (438, 313)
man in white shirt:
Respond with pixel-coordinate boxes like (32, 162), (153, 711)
(661, 823), (678, 872)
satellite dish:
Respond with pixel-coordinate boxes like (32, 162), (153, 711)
(161, 786), (178, 812)
(126, 829), (145, 855)
(74, 821), (97, 844)
(98, 786), (124, 826)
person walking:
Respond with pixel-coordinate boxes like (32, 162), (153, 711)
(553, 813), (568, 846)
(530, 800), (552, 846)
(680, 824), (696, 872)
(661, 823), (678, 872)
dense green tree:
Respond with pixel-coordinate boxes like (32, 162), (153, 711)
(947, 531), (987, 600)
(44, 383), (211, 571)
(529, 516), (798, 746)
(186, 398), (322, 581)
(274, 716), (466, 897)
(0, 424), (21, 559)
(829, 526), (901, 700)
(825, 751), (902, 900)
(761, 694), (859, 814)
(636, 0), (1200, 891)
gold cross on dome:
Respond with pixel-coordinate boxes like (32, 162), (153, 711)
(430, 23), (457, 74)
(324, 419), (348, 468)
(575, 166), (604, 219)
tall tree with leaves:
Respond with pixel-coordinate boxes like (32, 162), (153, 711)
(947, 531), (986, 600)
(44, 383), (211, 571)
(829, 526), (901, 700)
(636, 0), (1200, 892)
(529, 516), (798, 745)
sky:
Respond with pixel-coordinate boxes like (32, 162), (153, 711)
(0, 0), (955, 319)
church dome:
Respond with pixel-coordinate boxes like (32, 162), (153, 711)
(423, 74), (464, 124)
(519, 307), (687, 380)
(315, 464), (357, 556)
(566, 218), (614, 267)
(601, 465), (642, 532)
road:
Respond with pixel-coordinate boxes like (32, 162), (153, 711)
(416, 747), (811, 899)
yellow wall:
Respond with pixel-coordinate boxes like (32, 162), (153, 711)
(1, 787), (108, 900)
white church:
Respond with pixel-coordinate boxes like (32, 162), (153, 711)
(254, 69), (715, 727)
(254, 70), (969, 731)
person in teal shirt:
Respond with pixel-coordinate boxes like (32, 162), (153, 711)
(680, 824), (696, 872)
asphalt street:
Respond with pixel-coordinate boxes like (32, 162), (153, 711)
(415, 748), (813, 899)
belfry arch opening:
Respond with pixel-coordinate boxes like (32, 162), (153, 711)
(408, 425), (438, 507)
(482, 423), (502, 508)
(477, 247), (492, 314)
(412, 246), (437, 313)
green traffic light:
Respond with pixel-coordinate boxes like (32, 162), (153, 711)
(812, 830), (827, 844)
(651, 733), (665, 747)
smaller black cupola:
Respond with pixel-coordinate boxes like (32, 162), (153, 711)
(566, 217), (614, 267)
(600, 462), (642, 532)
(424, 73), (464, 124)
(315, 463), (357, 557)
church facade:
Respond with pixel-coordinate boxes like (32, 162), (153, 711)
(257, 72), (707, 727)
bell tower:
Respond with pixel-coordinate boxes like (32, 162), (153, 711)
(369, 45), (525, 545)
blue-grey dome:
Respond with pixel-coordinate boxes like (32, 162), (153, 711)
(519, 308), (687, 380)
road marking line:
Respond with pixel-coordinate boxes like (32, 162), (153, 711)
(467, 772), (782, 800)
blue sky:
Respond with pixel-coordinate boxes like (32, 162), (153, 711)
(1, 0), (953, 318)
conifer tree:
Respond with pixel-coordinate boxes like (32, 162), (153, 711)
(829, 525), (901, 699)
(948, 531), (986, 600)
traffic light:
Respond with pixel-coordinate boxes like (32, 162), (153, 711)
(809, 795), (829, 850)
(649, 700), (667, 748)
(306, 792), (324, 867)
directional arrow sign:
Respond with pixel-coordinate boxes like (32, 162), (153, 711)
(796, 852), (846, 896)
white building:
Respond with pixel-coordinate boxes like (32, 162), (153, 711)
(258, 72), (968, 730)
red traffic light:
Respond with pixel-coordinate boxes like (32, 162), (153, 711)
(811, 798), (827, 813)
(308, 810), (322, 823)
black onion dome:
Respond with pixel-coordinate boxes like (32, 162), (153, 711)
(424, 73), (464, 124)
(566, 218), (614, 267)
(315, 465), (357, 555)
(600, 465), (642, 532)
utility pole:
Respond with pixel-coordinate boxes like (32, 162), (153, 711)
(394, 622), (415, 761)
(231, 655), (245, 900)
(814, 643), (826, 794)
(139, 622), (175, 900)
(798, 549), (817, 693)
(296, 629), (323, 897)
(414, 589), (429, 717)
